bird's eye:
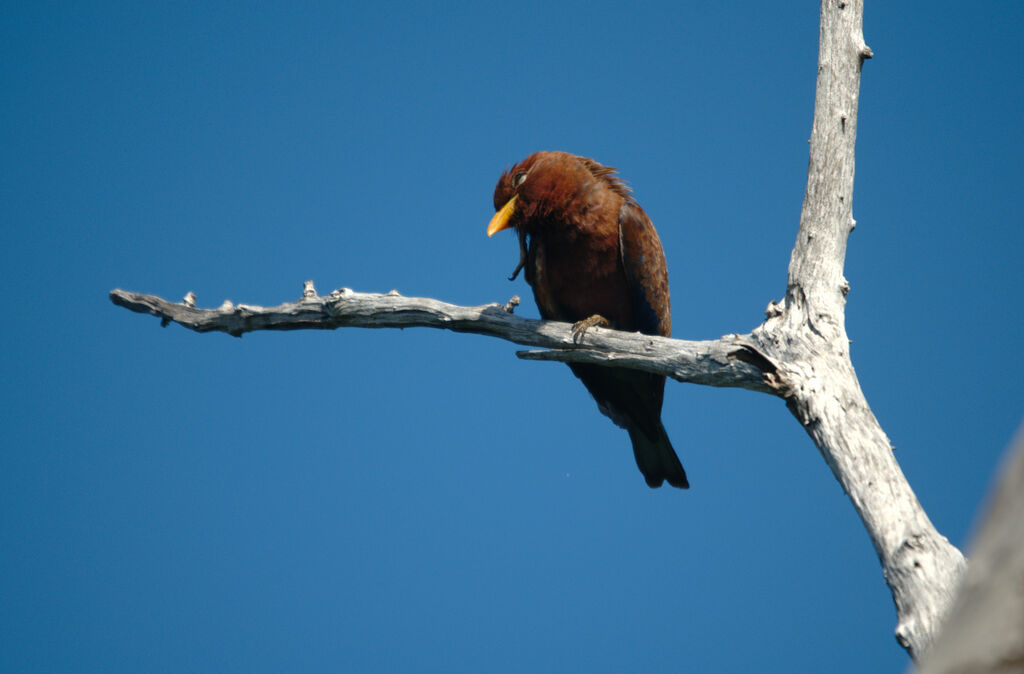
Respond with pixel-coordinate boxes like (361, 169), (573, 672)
(513, 172), (527, 188)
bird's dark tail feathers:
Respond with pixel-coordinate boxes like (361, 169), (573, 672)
(628, 423), (689, 489)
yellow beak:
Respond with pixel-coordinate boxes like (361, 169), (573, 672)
(487, 195), (518, 237)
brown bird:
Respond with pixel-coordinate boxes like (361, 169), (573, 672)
(487, 151), (688, 489)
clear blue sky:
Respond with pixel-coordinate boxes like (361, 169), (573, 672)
(3, 2), (1022, 672)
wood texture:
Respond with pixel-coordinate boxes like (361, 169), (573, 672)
(108, 0), (969, 661)
(918, 428), (1024, 674)
(108, 286), (771, 391)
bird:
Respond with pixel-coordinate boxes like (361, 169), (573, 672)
(487, 151), (688, 489)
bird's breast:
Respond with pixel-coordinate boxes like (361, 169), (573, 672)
(527, 226), (635, 330)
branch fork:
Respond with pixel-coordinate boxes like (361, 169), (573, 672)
(108, 0), (965, 661)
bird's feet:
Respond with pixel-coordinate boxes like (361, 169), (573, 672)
(507, 230), (529, 281)
(572, 314), (610, 343)
(507, 256), (527, 281)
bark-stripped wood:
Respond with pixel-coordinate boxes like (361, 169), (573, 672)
(918, 429), (1024, 674)
(108, 286), (772, 392)
(109, 0), (968, 661)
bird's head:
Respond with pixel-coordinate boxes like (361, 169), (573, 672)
(487, 151), (631, 237)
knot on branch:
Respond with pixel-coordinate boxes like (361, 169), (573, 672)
(727, 344), (789, 397)
(325, 288), (354, 316)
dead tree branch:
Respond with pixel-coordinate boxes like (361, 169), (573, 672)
(108, 286), (773, 393)
(108, 0), (966, 662)
(917, 427), (1024, 674)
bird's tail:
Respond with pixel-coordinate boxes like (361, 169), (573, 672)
(628, 423), (689, 489)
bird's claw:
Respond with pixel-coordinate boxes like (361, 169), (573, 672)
(508, 230), (529, 281)
(572, 314), (610, 343)
(507, 258), (526, 281)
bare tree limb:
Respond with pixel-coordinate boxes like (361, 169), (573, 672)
(108, 0), (968, 662)
(917, 426), (1024, 674)
(108, 286), (773, 393)
(742, 0), (965, 659)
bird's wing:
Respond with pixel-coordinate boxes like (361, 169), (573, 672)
(618, 201), (671, 337)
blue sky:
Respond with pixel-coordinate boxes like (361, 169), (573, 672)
(3, 2), (1022, 672)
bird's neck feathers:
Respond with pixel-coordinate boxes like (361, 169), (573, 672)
(574, 156), (632, 201)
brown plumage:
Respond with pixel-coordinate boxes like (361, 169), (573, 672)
(487, 151), (688, 489)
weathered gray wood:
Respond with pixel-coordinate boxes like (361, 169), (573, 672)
(108, 286), (773, 392)
(740, 0), (965, 659)
(108, 0), (969, 662)
(917, 428), (1024, 674)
